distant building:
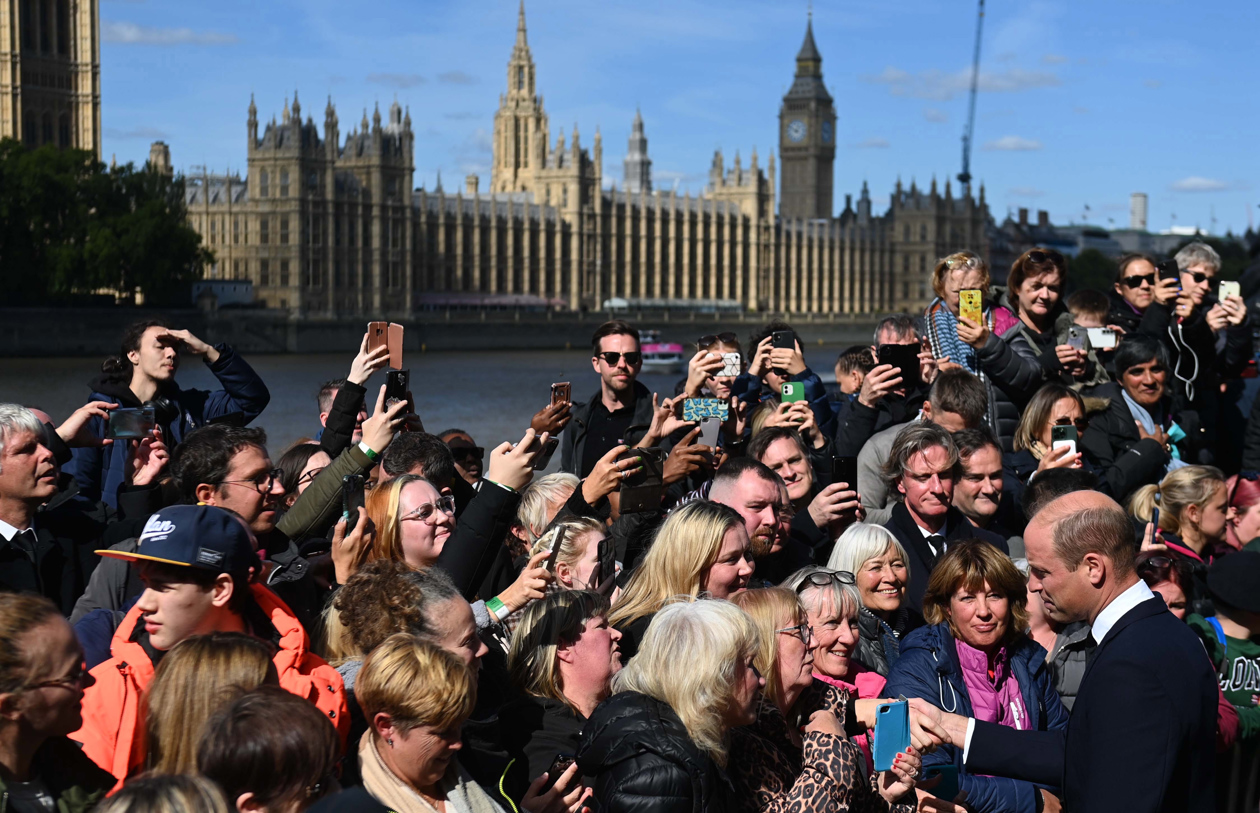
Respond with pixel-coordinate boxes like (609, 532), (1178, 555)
(1130, 192), (1148, 230)
(181, 3), (989, 316)
(0, 0), (101, 156)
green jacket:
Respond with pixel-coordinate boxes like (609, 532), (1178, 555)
(277, 442), (375, 543)
(0, 737), (113, 813)
(1188, 613), (1260, 740)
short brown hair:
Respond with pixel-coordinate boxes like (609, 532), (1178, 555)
(932, 251), (991, 301)
(1008, 247), (1066, 302)
(922, 540), (1029, 646)
(1066, 289), (1108, 323)
(1051, 503), (1137, 577)
(882, 423), (959, 501)
(591, 320), (639, 354)
(357, 633), (475, 735)
(928, 368), (988, 427)
(1116, 252), (1157, 284)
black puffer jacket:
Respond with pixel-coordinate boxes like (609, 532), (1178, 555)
(577, 691), (732, 813)
(1078, 382), (1172, 504)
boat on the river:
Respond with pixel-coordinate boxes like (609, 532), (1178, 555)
(638, 330), (684, 374)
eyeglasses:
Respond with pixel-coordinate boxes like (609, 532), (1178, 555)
(400, 495), (456, 525)
(596, 351), (642, 367)
(1121, 273), (1156, 289)
(1052, 416), (1089, 431)
(26, 662), (88, 692)
(221, 468), (283, 494)
(698, 333), (738, 349)
(1026, 249), (1065, 266)
(1136, 555), (1174, 582)
(794, 570), (856, 594)
(450, 445), (484, 462)
(296, 466), (326, 488)
(774, 621), (814, 644)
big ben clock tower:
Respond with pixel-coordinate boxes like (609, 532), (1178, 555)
(779, 15), (836, 220)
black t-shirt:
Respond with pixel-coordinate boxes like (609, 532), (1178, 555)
(580, 398), (637, 477)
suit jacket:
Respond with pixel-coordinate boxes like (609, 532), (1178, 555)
(966, 594), (1217, 813)
(883, 502), (1009, 612)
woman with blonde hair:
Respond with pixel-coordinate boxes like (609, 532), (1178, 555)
(354, 634), (505, 813)
(885, 541), (1068, 813)
(364, 474), (456, 570)
(1130, 464), (1231, 616)
(96, 775), (231, 813)
(608, 500), (753, 660)
(144, 632), (278, 775)
(729, 588), (921, 813)
(576, 598), (764, 812)
(828, 523), (922, 676)
(526, 516), (610, 592)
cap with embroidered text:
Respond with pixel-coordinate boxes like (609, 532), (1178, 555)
(96, 504), (258, 576)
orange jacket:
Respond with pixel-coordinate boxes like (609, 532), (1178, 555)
(71, 583), (348, 781)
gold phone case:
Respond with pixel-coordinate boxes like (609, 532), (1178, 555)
(959, 290), (984, 324)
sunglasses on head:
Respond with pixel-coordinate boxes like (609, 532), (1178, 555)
(1121, 273), (1156, 289)
(1026, 249), (1065, 266)
(1136, 555), (1174, 580)
(596, 351), (642, 367)
(794, 570), (856, 594)
(698, 333), (738, 349)
(1052, 416), (1089, 431)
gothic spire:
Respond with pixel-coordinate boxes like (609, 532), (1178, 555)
(786, 13), (830, 101)
(516, 0), (528, 48)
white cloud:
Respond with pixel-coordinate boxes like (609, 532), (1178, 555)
(367, 73), (425, 89)
(1007, 186), (1045, 197)
(923, 108), (949, 123)
(1041, 53), (1069, 65)
(437, 71), (477, 86)
(861, 65), (1060, 101)
(101, 20), (237, 45)
(983, 135), (1043, 152)
(1170, 176), (1228, 192)
(853, 137), (890, 149)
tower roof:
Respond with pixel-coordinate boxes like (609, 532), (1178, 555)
(785, 15), (831, 102)
(796, 17), (821, 64)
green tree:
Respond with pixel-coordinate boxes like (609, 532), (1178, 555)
(0, 138), (211, 305)
(1068, 248), (1117, 293)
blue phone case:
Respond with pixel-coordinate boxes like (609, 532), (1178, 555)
(872, 700), (909, 771)
(925, 765), (960, 801)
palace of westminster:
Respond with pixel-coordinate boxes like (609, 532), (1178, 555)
(1, 0), (991, 316)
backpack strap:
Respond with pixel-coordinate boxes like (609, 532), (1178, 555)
(1207, 616), (1226, 647)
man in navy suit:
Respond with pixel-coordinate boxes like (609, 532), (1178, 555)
(923, 491), (1216, 813)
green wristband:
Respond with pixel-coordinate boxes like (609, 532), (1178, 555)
(357, 441), (379, 462)
(486, 596), (508, 620)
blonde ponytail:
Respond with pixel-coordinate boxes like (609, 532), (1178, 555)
(1128, 484), (1161, 527)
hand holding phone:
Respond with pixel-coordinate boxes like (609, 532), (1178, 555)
(341, 474), (366, 518)
(959, 289), (984, 324)
(872, 701), (910, 772)
(1051, 424), (1078, 456)
(550, 382), (572, 408)
(831, 456), (858, 489)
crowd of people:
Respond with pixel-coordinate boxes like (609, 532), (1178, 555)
(2, 241), (1260, 813)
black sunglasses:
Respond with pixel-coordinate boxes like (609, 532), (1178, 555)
(698, 333), (738, 349)
(1121, 273), (1156, 289)
(450, 445), (484, 461)
(1187, 271), (1212, 284)
(596, 351), (642, 367)
(1026, 249), (1065, 265)
(1052, 416), (1089, 431)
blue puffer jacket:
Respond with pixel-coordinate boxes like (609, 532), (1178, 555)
(64, 344), (270, 507)
(884, 622), (1069, 813)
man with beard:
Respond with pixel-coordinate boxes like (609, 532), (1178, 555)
(709, 457), (811, 583)
(561, 321), (656, 478)
(881, 423), (1007, 611)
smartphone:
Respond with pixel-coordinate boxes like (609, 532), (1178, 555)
(618, 447), (665, 513)
(1086, 327), (1117, 350)
(341, 474), (366, 518)
(594, 535), (616, 597)
(540, 525), (566, 572)
(831, 456), (858, 490)
(1051, 424), (1078, 456)
(683, 397), (729, 423)
(532, 436), (560, 471)
(877, 343), (921, 388)
(367, 321), (388, 357)
(1067, 325), (1088, 352)
(1151, 504), (1160, 533)
(550, 382), (572, 408)
(719, 352), (742, 378)
(771, 330), (794, 350)
(924, 765), (960, 802)
(541, 753), (576, 793)
(781, 382), (806, 403)
(872, 701), (910, 772)
(385, 369), (410, 409)
(1158, 259), (1181, 282)
(959, 289), (984, 325)
(387, 323), (404, 370)
(698, 417), (721, 448)
(107, 406), (156, 440)
(1220, 280), (1241, 301)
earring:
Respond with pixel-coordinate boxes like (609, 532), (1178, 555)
(387, 738), (394, 747)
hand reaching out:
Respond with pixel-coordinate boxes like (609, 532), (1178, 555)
(128, 426), (169, 487)
(498, 549), (554, 614)
(858, 364), (902, 408)
(582, 445), (641, 505)
(348, 332), (390, 385)
(956, 316), (989, 349)
(531, 401), (572, 436)
(159, 328), (220, 363)
(521, 760), (592, 813)
(359, 385), (410, 455)
(57, 400), (117, 448)
(331, 506), (375, 584)
(488, 429), (547, 491)
(877, 747), (921, 804)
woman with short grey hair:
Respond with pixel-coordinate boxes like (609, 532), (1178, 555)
(826, 523), (923, 676)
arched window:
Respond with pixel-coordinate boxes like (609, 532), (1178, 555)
(259, 170), (269, 198)
(517, 66), (524, 91)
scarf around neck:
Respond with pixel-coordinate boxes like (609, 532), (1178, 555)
(359, 730), (504, 813)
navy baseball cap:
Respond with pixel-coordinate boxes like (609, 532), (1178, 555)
(97, 504), (259, 576)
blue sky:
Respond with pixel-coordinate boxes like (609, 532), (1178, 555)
(101, 0), (1259, 236)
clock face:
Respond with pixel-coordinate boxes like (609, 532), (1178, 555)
(787, 119), (807, 143)
(821, 121), (833, 144)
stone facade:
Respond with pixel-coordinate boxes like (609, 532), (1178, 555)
(0, 0), (101, 155)
(183, 3), (989, 317)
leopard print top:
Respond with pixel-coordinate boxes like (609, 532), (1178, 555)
(728, 680), (916, 813)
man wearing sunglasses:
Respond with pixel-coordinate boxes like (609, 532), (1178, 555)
(439, 428), (485, 490)
(561, 320), (657, 478)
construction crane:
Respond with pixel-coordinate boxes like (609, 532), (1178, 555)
(957, 0), (986, 194)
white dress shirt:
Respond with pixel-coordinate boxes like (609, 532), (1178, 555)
(962, 578), (1157, 762)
